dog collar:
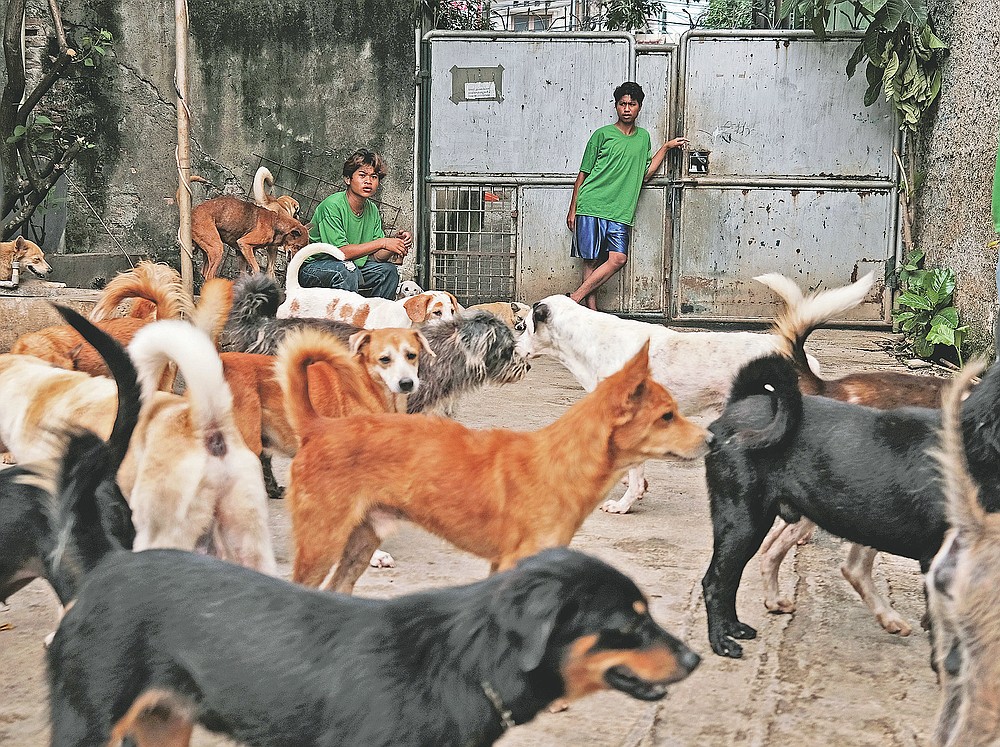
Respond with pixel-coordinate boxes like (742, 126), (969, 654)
(480, 680), (515, 732)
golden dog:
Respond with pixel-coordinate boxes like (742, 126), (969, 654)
(277, 341), (710, 591)
(0, 235), (53, 282)
(252, 165), (300, 219)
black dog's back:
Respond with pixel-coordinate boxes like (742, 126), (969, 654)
(0, 306), (139, 604)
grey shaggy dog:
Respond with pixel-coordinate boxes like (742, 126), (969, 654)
(406, 310), (531, 416)
(221, 274), (530, 416)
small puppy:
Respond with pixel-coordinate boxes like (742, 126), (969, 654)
(47, 547), (700, 747)
(252, 165), (300, 218)
(396, 279), (424, 299)
(469, 301), (532, 332)
(191, 195), (311, 280)
(0, 235), (54, 282)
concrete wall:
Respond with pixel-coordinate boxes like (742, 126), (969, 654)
(915, 0), (1000, 354)
(55, 0), (417, 275)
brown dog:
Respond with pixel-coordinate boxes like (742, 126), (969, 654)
(9, 262), (192, 376)
(0, 235), (54, 281)
(191, 195), (310, 280)
(252, 165), (300, 219)
(277, 341), (710, 591)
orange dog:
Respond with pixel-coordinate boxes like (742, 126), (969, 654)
(277, 341), (711, 591)
(252, 166), (300, 219)
(0, 235), (53, 281)
(192, 196), (310, 281)
(9, 262), (192, 376)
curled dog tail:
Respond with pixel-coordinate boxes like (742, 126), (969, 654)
(935, 360), (988, 536)
(727, 354), (803, 450)
(275, 327), (375, 437)
(284, 243), (346, 294)
(89, 261), (193, 322)
(252, 165), (273, 207)
(755, 272), (874, 394)
(128, 320), (236, 449)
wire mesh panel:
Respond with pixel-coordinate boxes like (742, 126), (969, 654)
(429, 185), (516, 305)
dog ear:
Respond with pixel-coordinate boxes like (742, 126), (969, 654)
(349, 330), (373, 356)
(503, 577), (568, 672)
(412, 330), (436, 358)
(403, 295), (431, 324)
(66, 343), (86, 369)
(532, 301), (549, 326)
(445, 292), (460, 312)
(13, 236), (25, 257)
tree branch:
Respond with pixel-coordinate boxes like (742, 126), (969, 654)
(2, 137), (81, 238)
(1, 0), (27, 219)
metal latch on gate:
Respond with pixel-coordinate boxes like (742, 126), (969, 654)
(689, 151), (710, 174)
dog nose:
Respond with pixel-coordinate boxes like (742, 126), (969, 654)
(398, 378), (414, 393)
(679, 649), (701, 673)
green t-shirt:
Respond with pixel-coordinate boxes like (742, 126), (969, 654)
(574, 124), (652, 226)
(307, 191), (385, 268)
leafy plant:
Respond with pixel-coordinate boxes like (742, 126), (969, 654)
(75, 28), (116, 68)
(603, 0), (665, 32)
(890, 251), (966, 363)
(702, 0), (757, 29)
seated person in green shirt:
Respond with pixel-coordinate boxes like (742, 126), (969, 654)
(301, 148), (412, 299)
(566, 81), (688, 310)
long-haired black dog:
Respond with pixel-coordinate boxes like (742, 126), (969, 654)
(220, 274), (530, 415)
(702, 353), (1000, 658)
(48, 547), (699, 746)
(0, 305), (138, 608)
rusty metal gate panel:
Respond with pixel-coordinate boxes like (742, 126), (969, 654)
(674, 31), (899, 323)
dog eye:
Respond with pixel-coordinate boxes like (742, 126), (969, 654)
(662, 412), (674, 422)
(406, 352), (417, 360)
(379, 356), (391, 364)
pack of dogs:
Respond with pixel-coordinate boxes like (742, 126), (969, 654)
(1, 236), (995, 745)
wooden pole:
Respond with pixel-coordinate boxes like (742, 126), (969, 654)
(175, 0), (193, 299)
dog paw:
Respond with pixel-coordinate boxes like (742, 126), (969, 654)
(1, 452), (15, 464)
(727, 620), (758, 640)
(710, 635), (744, 659)
(764, 597), (796, 614)
(601, 498), (633, 514)
(547, 698), (570, 713)
(877, 613), (912, 637)
(369, 549), (395, 568)
(796, 526), (817, 545)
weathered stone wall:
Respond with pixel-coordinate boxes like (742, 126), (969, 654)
(916, 0), (1000, 353)
(53, 0), (417, 271)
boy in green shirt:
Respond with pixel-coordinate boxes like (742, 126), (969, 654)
(567, 82), (688, 310)
(302, 148), (412, 299)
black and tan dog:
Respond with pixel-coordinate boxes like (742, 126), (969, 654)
(48, 547), (700, 746)
(0, 306), (138, 615)
(701, 353), (1000, 658)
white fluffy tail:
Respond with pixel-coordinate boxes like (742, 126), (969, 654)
(284, 242), (347, 294)
(252, 166), (273, 207)
(127, 320), (234, 434)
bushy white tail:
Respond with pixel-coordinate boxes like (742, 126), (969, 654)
(284, 243), (347, 293)
(252, 166), (274, 207)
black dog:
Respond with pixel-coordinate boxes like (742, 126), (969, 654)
(0, 305), (138, 608)
(701, 354), (1000, 658)
(48, 547), (700, 746)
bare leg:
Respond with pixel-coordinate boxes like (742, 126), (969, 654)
(571, 252), (626, 309)
(759, 518), (815, 613)
(602, 464), (648, 514)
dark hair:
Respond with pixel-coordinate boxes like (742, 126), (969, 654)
(613, 82), (645, 106)
(342, 148), (387, 180)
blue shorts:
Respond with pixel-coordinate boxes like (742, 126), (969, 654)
(572, 216), (630, 260)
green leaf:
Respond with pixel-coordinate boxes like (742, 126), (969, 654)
(886, 0), (928, 30)
(864, 80), (882, 106)
(912, 335), (935, 358)
(926, 324), (955, 346)
(897, 291), (933, 310)
(779, 0), (799, 20)
(930, 306), (959, 327)
(83, 58), (95, 67)
(924, 268), (956, 303)
(846, 42), (866, 78)
(924, 28), (947, 49)
(862, 0), (888, 12)
(33, 114), (52, 126)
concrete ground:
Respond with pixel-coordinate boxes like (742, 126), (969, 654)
(0, 327), (948, 746)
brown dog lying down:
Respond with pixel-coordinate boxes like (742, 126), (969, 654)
(9, 262), (191, 376)
(0, 236), (54, 281)
(755, 271), (951, 637)
(192, 195), (310, 280)
(277, 340), (711, 591)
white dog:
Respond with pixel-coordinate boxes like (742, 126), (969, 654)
(396, 280), (424, 300)
(515, 281), (870, 513)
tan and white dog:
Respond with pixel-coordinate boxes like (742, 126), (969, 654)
(279, 244), (459, 328)
(252, 165), (300, 219)
(0, 236), (56, 283)
(468, 301), (532, 332)
(0, 320), (276, 574)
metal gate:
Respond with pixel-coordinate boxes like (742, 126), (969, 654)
(418, 30), (898, 320)
(674, 31), (898, 322)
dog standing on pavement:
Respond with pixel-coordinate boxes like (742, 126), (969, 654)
(926, 359), (1000, 747)
(279, 342), (710, 592)
(47, 547), (700, 747)
(252, 165), (300, 219)
(192, 195), (311, 280)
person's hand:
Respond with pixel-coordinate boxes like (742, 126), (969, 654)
(567, 212), (576, 232)
(666, 136), (689, 149)
(398, 231), (413, 251)
(383, 237), (408, 257)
